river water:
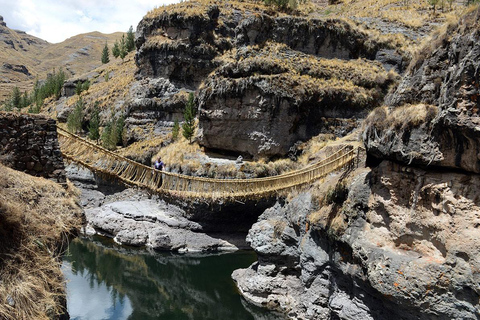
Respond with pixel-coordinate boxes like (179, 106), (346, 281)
(63, 236), (280, 320)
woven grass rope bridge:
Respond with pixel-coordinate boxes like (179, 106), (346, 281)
(57, 127), (359, 200)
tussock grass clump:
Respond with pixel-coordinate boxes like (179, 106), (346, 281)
(0, 164), (82, 320)
(365, 104), (439, 132)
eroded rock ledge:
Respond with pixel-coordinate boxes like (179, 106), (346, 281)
(364, 7), (480, 173)
(233, 161), (480, 319)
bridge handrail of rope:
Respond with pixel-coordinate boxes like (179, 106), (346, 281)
(57, 127), (358, 199)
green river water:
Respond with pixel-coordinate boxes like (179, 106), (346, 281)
(63, 236), (281, 320)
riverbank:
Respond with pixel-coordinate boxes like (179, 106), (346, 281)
(67, 164), (267, 252)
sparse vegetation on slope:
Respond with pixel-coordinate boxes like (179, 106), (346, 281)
(0, 164), (82, 320)
(212, 42), (397, 101)
(0, 27), (124, 102)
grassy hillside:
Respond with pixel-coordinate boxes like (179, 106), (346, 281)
(0, 164), (82, 320)
(0, 18), (124, 102)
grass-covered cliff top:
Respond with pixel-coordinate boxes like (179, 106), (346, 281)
(0, 164), (82, 320)
(144, 0), (469, 54)
(146, 0), (276, 20)
(215, 42), (397, 89)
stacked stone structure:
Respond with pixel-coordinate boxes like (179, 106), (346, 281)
(0, 112), (66, 183)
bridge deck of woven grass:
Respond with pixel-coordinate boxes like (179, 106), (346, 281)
(57, 127), (358, 199)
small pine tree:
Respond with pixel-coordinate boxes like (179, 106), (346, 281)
(20, 91), (29, 109)
(88, 103), (101, 142)
(119, 35), (127, 61)
(75, 82), (82, 96)
(67, 97), (84, 133)
(101, 120), (116, 150)
(115, 115), (125, 145)
(101, 115), (124, 150)
(172, 119), (180, 140)
(82, 80), (90, 92)
(112, 40), (120, 59)
(11, 86), (21, 110)
(54, 68), (65, 99)
(126, 26), (135, 52)
(101, 42), (110, 64)
(182, 93), (196, 143)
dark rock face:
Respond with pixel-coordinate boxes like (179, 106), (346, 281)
(132, 2), (402, 156)
(0, 112), (66, 183)
(364, 8), (480, 173)
(2, 63), (30, 76)
(233, 162), (480, 319)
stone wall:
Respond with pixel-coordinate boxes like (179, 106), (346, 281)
(0, 112), (66, 183)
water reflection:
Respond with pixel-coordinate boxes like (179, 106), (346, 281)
(63, 236), (278, 320)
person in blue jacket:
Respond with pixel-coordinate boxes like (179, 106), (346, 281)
(154, 157), (164, 171)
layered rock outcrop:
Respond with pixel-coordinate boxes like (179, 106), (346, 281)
(233, 6), (480, 320)
(233, 161), (480, 319)
(132, 0), (402, 158)
(364, 7), (480, 173)
(0, 112), (66, 182)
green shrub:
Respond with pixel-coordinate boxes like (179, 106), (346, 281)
(172, 119), (180, 140)
(67, 98), (84, 133)
(101, 115), (125, 150)
(182, 93), (196, 143)
(88, 103), (100, 141)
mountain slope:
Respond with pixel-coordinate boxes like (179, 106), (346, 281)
(0, 15), (123, 102)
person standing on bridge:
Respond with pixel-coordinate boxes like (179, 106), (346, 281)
(154, 157), (164, 171)
(153, 157), (165, 188)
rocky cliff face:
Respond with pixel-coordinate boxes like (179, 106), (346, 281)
(364, 7), (480, 173)
(132, 0), (401, 158)
(233, 160), (480, 319)
(232, 6), (480, 320)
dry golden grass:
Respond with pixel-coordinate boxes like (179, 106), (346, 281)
(408, 6), (479, 72)
(310, 0), (469, 57)
(0, 164), (82, 320)
(146, 0), (278, 21)
(118, 136), (168, 164)
(333, 0), (463, 28)
(365, 103), (439, 132)
(205, 42), (395, 113)
(217, 42), (397, 88)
